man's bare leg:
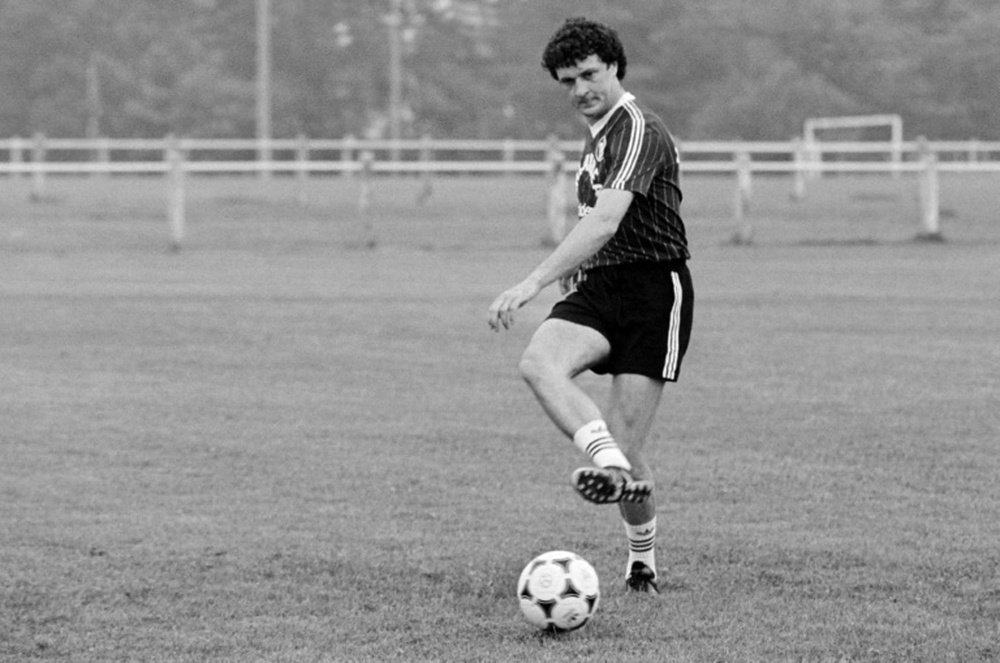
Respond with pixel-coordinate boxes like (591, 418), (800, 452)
(606, 373), (665, 593)
(519, 319), (649, 499)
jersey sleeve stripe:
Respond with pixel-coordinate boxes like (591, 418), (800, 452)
(608, 101), (645, 190)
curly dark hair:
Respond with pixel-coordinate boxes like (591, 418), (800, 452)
(541, 17), (627, 81)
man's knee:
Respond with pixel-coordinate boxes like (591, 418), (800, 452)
(518, 344), (547, 387)
(518, 319), (609, 388)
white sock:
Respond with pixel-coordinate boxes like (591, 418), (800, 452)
(625, 517), (657, 576)
(572, 420), (631, 470)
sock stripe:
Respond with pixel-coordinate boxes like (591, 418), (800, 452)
(625, 518), (657, 575)
(573, 421), (631, 471)
(585, 437), (616, 456)
(629, 538), (655, 553)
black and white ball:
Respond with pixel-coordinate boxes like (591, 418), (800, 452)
(517, 550), (600, 631)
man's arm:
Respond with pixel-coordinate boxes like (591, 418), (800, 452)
(487, 188), (633, 331)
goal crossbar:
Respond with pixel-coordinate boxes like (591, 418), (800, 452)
(804, 114), (904, 178)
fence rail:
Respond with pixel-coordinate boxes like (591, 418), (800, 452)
(3, 135), (997, 249)
(3, 135), (1000, 172)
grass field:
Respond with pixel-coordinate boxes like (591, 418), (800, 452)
(2, 172), (999, 661)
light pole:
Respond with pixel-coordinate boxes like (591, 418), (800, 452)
(256, 0), (272, 178)
(386, 0), (403, 153)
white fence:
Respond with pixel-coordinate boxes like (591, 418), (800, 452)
(3, 134), (1000, 248)
(3, 134), (1000, 174)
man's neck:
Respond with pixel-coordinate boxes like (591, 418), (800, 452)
(588, 90), (634, 137)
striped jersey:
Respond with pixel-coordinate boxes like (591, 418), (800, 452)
(575, 92), (688, 271)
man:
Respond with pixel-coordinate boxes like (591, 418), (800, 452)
(487, 17), (694, 595)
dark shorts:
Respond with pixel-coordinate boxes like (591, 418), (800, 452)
(548, 260), (694, 381)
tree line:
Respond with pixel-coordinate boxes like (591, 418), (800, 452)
(1, 0), (997, 141)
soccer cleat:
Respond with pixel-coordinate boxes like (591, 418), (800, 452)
(625, 561), (660, 595)
(571, 466), (652, 504)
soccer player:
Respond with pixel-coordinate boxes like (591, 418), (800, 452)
(487, 17), (694, 595)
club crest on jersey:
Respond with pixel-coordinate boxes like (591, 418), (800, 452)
(595, 137), (606, 162)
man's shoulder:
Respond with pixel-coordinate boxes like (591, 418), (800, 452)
(609, 100), (674, 147)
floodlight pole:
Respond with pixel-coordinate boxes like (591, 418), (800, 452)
(387, 0), (403, 159)
(85, 52), (102, 140)
(256, 0), (272, 179)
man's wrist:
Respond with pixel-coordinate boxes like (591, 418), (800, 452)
(524, 272), (545, 291)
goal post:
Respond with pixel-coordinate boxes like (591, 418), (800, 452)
(803, 114), (903, 179)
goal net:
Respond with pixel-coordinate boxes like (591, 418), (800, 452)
(803, 114), (903, 179)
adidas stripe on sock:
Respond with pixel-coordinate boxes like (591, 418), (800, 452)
(625, 517), (656, 576)
(573, 419), (631, 470)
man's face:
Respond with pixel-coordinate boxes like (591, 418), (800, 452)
(554, 54), (622, 123)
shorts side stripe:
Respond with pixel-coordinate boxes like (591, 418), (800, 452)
(662, 271), (683, 380)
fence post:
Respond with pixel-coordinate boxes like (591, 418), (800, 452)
(417, 132), (433, 204)
(30, 132), (46, 201)
(258, 136), (271, 181)
(546, 134), (568, 246)
(731, 151), (753, 244)
(804, 131), (819, 180)
(917, 137), (943, 242)
(355, 150), (376, 248)
(10, 135), (23, 180)
(95, 136), (111, 180)
(358, 149), (373, 212)
(342, 133), (356, 179)
(790, 136), (806, 202)
(166, 134), (186, 252)
(502, 137), (514, 178)
(296, 133), (309, 205)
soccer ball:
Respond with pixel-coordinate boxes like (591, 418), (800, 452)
(517, 550), (600, 631)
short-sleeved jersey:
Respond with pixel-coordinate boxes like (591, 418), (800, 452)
(575, 93), (689, 271)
